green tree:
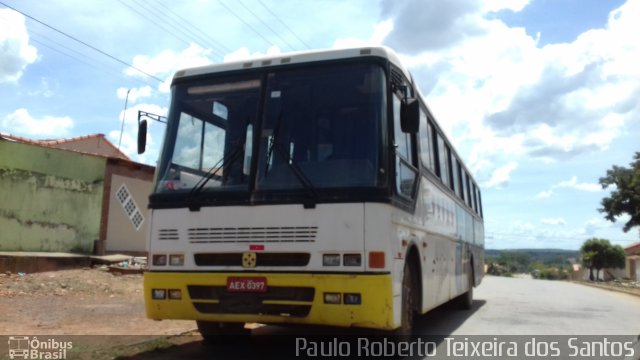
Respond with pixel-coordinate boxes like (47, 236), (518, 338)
(604, 244), (626, 270)
(580, 238), (626, 281)
(599, 152), (640, 233)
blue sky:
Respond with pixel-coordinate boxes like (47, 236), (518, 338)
(1, 0), (639, 250)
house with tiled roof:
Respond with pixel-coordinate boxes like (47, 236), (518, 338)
(625, 242), (640, 281)
(0, 133), (129, 159)
(0, 133), (155, 257)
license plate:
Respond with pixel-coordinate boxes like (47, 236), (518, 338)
(226, 277), (268, 293)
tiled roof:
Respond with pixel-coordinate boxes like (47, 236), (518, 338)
(625, 241), (640, 252)
(0, 133), (130, 160)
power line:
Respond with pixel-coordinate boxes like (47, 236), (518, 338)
(0, 1), (165, 83)
(117, 0), (191, 48)
(257, 0), (311, 50)
(236, 0), (297, 52)
(26, 29), (151, 87)
(0, 13), (146, 87)
(120, 0), (225, 60)
(217, 0), (274, 48)
(154, 0), (232, 55)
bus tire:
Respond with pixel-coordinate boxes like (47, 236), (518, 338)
(395, 261), (417, 336)
(458, 263), (474, 310)
(197, 321), (248, 344)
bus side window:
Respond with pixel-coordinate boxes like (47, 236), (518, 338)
(477, 188), (484, 218)
(419, 110), (434, 172)
(393, 96), (411, 163)
(393, 94), (418, 198)
(429, 122), (439, 177)
(456, 160), (465, 200)
(472, 183), (480, 214)
(462, 171), (470, 208)
(447, 153), (459, 195)
(437, 134), (450, 188)
(466, 175), (472, 208)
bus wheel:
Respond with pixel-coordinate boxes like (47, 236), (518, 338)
(395, 262), (417, 336)
(197, 321), (249, 344)
(458, 266), (474, 310)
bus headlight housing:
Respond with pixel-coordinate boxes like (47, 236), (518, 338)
(169, 254), (184, 266)
(323, 254), (340, 266)
(343, 254), (361, 266)
(152, 254), (167, 266)
(152, 289), (166, 299)
(323, 293), (341, 304)
(168, 289), (182, 300)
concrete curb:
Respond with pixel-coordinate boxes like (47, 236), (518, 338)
(572, 280), (640, 298)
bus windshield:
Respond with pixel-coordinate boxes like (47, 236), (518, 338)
(154, 63), (387, 202)
(256, 63), (387, 192)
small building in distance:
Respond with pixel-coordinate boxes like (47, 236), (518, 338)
(625, 242), (640, 282)
(0, 133), (154, 255)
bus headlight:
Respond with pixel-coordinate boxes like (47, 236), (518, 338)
(152, 289), (166, 299)
(343, 254), (361, 266)
(323, 293), (341, 304)
(343, 293), (361, 305)
(152, 254), (167, 266)
(169, 254), (184, 266)
(168, 289), (182, 300)
(323, 254), (340, 266)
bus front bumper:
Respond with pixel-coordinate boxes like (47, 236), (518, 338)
(144, 271), (396, 330)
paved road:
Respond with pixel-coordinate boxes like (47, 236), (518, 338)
(115, 276), (640, 359)
(417, 275), (640, 335)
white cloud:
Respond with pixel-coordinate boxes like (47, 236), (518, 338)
(536, 176), (602, 199)
(2, 108), (73, 137)
(223, 45), (282, 63)
(378, 0), (640, 185)
(27, 78), (56, 98)
(482, 0), (530, 13)
(126, 43), (213, 92)
(0, 9), (38, 83)
(557, 176), (602, 192)
(535, 190), (553, 199)
(116, 86), (153, 103)
(333, 20), (393, 49)
(381, 0), (485, 53)
(483, 161), (518, 189)
(581, 218), (612, 236)
(541, 218), (566, 226)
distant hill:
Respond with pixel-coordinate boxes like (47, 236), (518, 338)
(485, 249), (579, 279)
(486, 248), (579, 263)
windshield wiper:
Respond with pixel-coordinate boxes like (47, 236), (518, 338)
(263, 111), (317, 208)
(187, 140), (246, 211)
(269, 141), (319, 209)
(264, 110), (283, 176)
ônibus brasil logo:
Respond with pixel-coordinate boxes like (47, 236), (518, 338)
(7, 336), (72, 359)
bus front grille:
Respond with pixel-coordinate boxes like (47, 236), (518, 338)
(188, 285), (314, 318)
(187, 226), (317, 243)
(193, 252), (311, 267)
(192, 303), (312, 317)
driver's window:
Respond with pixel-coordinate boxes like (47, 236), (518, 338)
(203, 122), (225, 170)
(174, 114), (203, 170)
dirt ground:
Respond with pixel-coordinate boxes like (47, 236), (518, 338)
(0, 267), (196, 336)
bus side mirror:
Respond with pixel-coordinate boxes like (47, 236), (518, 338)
(137, 119), (148, 154)
(401, 98), (420, 133)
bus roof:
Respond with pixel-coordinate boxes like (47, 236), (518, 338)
(173, 46), (410, 82)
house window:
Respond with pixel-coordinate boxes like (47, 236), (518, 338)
(116, 184), (144, 230)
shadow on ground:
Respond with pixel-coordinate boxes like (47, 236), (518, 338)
(107, 299), (486, 360)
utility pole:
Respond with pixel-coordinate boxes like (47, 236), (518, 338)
(118, 88), (131, 150)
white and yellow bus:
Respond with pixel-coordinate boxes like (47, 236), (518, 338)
(140, 46), (484, 338)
